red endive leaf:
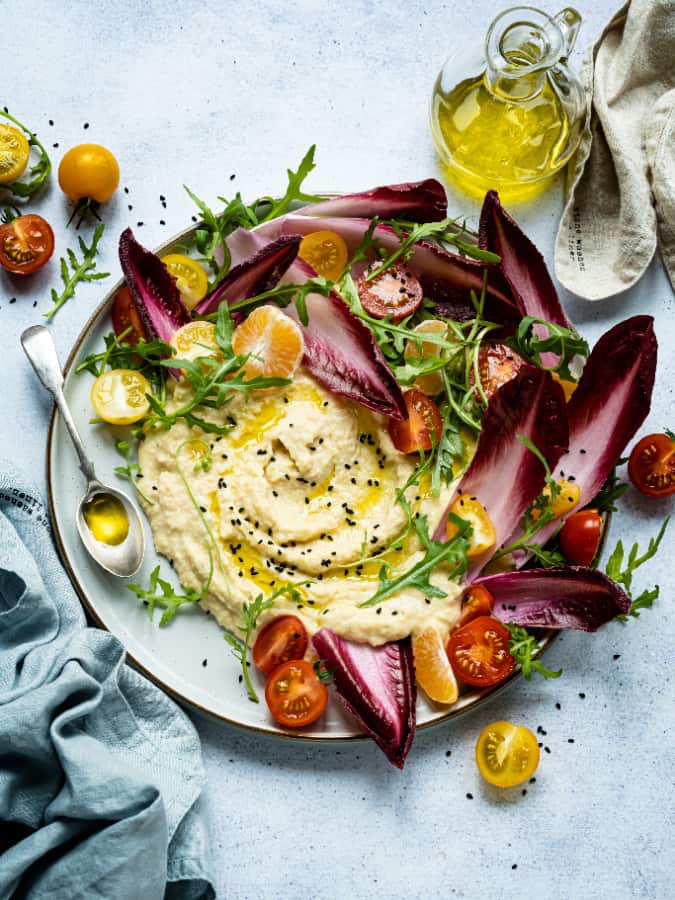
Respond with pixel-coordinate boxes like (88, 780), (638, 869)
(475, 566), (631, 631)
(195, 235), (301, 316)
(505, 315), (657, 559)
(479, 191), (572, 328)
(118, 228), (190, 343)
(298, 179), (447, 222)
(311, 629), (416, 769)
(282, 256), (407, 420)
(258, 214), (517, 323)
(433, 366), (568, 581)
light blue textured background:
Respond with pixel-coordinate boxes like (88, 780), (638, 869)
(3, 2), (673, 898)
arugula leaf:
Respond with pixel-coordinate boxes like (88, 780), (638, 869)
(591, 467), (629, 514)
(127, 564), (207, 627)
(114, 439), (152, 505)
(0, 110), (51, 199)
(257, 145), (323, 223)
(607, 518), (669, 620)
(43, 223), (109, 320)
(507, 316), (589, 382)
(507, 624), (562, 680)
(359, 511), (470, 608)
(522, 543), (566, 568)
(223, 583), (307, 702)
(75, 330), (172, 390)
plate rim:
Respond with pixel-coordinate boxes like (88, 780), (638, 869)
(44, 217), (585, 742)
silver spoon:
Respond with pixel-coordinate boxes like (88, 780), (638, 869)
(21, 324), (145, 577)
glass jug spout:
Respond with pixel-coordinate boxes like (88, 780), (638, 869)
(485, 6), (582, 102)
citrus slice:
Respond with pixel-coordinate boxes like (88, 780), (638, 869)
(231, 305), (304, 382)
(412, 627), (459, 704)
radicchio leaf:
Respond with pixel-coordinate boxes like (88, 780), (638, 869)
(433, 366), (569, 581)
(282, 256), (407, 420)
(311, 629), (416, 768)
(118, 228), (190, 343)
(195, 234), (301, 316)
(505, 315), (657, 558)
(475, 566), (631, 631)
(479, 191), (572, 328)
(298, 179), (447, 223)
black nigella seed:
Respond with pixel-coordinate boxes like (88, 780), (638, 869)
(202, 659), (207, 667)
(466, 793), (473, 800)
(579, 692), (586, 699)
(83, 122), (89, 129)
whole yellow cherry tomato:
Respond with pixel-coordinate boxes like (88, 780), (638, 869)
(0, 123), (30, 184)
(161, 254), (209, 310)
(58, 144), (120, 203)
(475, 721), (540, 788)
(90, 369), (150, 425)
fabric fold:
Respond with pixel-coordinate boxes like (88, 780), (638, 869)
(0, 465), (214, 900)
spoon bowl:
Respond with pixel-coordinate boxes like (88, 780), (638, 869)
(21, 324), (146, 578)
(77, 481), (145, 577)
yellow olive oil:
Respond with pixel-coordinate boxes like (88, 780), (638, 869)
(431, 73), (578, 202)
(83, 493), (129, 546)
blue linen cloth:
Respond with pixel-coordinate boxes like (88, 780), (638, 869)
(0, 464), (215, 900)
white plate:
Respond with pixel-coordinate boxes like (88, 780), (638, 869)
(47, 220), (555, 741)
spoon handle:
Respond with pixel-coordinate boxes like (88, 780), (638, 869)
(21, 325), (97, 484)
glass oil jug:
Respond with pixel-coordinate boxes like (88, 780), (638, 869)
(430, 6), (586, 202)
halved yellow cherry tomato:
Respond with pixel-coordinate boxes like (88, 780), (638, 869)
(161, 253), (209, 310)
(404, 319), (449, 396)
(298, 230), (349, 280)
(169, 321), (220, 373)
(531, 478), (581, 521)
(475, 720), (540, 787)
(90, 369), (151, 425)
(445, 493), (496, 558)
(58, 144), (120, 203)
(0, 124), (30, 185)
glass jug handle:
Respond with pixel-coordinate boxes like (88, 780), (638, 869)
(553, 8), (581, 58)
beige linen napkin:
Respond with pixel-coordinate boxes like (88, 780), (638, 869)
(554, 0), (675, 300)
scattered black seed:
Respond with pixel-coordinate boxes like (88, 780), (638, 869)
(137, 221), (144, 227)
(202, 659), (207, 667)
(49, 119), (54, 126)
(376, 608), (382, 615)
(83, 122), (89, 129)
(529, 777), (536, 783)
(579, 692), (586, 699)
(555, 702), (561, 710)
(52, 142), (59, 148)
(466, 793), (473, 800)
(512, 864), (518, 870)
(230, 173), (236, 180)
(32, 301), (37, 308)
(521, 789), (527, 796)
(568, 738), (575, 743)
(124, 186), (129, 194)
(238, 674), (243, 683)
(160, 219), (165, 226)
(544, 746), (551, 754)
(613, 654), (621, 660)
(445, 750), (451, 757)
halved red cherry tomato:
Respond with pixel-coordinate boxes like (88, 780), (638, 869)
(0, 214), (54, 275)
(459, 585), (495, 626)
(559, 509), (602, 566)
(628, 432), (675, 497)
(265, 659), (328, 728)
(111, 287), (148, 346)
(253, 615), (308, 675)
(388, 389), (443, 454)
(447, 615), (514, 687)
(475, 342), (526, 402)
(358, 261), (423, 321)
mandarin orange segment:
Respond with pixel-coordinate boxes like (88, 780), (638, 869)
(413, 627), (459, 705)
(232, 305), (304, 382)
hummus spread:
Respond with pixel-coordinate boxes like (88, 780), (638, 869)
(138, 370), (463, 645)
